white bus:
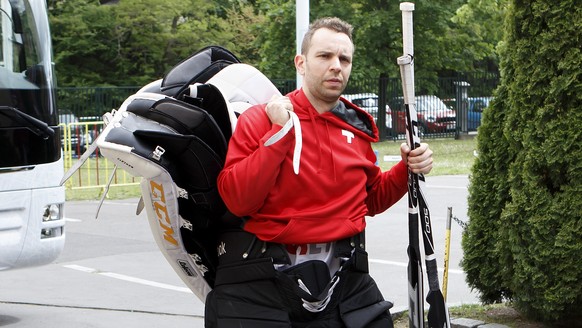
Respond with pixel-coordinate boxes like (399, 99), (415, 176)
(0, 0), (65, 270)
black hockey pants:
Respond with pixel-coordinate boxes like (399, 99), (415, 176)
(205, 233), (394, 328)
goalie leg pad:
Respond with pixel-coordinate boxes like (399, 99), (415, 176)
(141, 168), (214, 302)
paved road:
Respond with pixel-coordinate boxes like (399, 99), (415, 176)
(0, 175), (477, 327)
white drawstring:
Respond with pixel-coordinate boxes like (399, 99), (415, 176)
(264, 110), (302, 175)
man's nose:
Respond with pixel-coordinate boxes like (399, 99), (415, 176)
(330, 56), (341, 71)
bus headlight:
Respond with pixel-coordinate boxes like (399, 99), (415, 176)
(42, 204), (62, 222)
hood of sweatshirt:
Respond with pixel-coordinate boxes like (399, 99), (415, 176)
(288, 89), (379, 144)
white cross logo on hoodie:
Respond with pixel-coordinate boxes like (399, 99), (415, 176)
(342, 130), (354, 144)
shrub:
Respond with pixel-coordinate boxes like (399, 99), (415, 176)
(463, 0), (582, 323)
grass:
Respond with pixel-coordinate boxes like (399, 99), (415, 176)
(374, 137), (477, 175)
(393, 303), (548, 328)
(65, 185), (142, 201)
(64, 137), (478, 201)
(63, 155), (142, 201)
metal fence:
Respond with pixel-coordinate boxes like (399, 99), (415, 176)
(343, 72), (500, 140)
(58, 87), (142, 191)
(57, 86), (141, 120)
(60, 120), (140, 191)
(58, 72), (499, 190)
(57, 72), (499, 139)
(273, 72), (499, 140)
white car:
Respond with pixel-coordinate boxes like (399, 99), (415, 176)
(342, 93), (393, 132)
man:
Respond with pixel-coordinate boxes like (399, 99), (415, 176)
(207, 17), (433, 327)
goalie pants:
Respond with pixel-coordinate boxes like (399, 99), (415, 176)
(204, 240), (394, 328)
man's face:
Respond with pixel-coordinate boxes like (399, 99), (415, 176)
(296, 28), (354, 107)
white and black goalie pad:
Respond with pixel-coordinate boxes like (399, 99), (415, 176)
(97, 91), (231, 301)
(97, 99), (218, 300)
(91, 62), (281, 303)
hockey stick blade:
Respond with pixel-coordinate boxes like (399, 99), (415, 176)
(426, 289), (450, 328)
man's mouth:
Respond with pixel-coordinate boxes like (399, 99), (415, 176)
(326, 78), (343, 86)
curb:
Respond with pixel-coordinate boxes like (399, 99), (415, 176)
(391, 310), (510, 328)
(451, 317), (510, 328)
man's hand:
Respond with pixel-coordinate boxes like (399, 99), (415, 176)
(265, 96), (293, 126)
(400, 142), (433, 174)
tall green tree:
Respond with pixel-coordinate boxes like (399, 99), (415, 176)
(450, 0), (508, 72)
(49, 1), (505, 87)
(49, 0), (244, 86)
(49, 0), (115, 86)
(217, 0), (267, 65)
(463, 0), (582, 323)
(253, 0), (494, 92)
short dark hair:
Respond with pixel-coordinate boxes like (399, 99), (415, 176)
(301, 17), (353, 54)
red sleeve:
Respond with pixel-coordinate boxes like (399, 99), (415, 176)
(217, 105), (294, 216)
(365, 160), (409, 216)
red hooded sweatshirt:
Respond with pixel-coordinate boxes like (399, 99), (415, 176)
(217, 89), (408, 244)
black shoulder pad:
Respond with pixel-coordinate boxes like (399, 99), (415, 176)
(161, 46), (240, 97)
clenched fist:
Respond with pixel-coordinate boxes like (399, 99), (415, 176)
(265, 96), (293, 126)
(400, 142), (433, 174)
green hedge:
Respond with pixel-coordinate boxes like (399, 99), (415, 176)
(462, 0), (582, 323)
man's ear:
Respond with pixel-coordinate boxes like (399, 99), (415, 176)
(294, 54), (305, 76)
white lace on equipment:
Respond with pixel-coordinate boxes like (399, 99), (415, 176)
(264, 110), (302, 175)
(297, 275), (340, 313)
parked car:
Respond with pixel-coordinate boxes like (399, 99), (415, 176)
(389, 95), (456, 135)
(59, 111), (93, 156)
(342, 93), (393, 133)
(467, 97), (492, 131)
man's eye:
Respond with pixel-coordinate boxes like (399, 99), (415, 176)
(341, 57), (351, 63)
